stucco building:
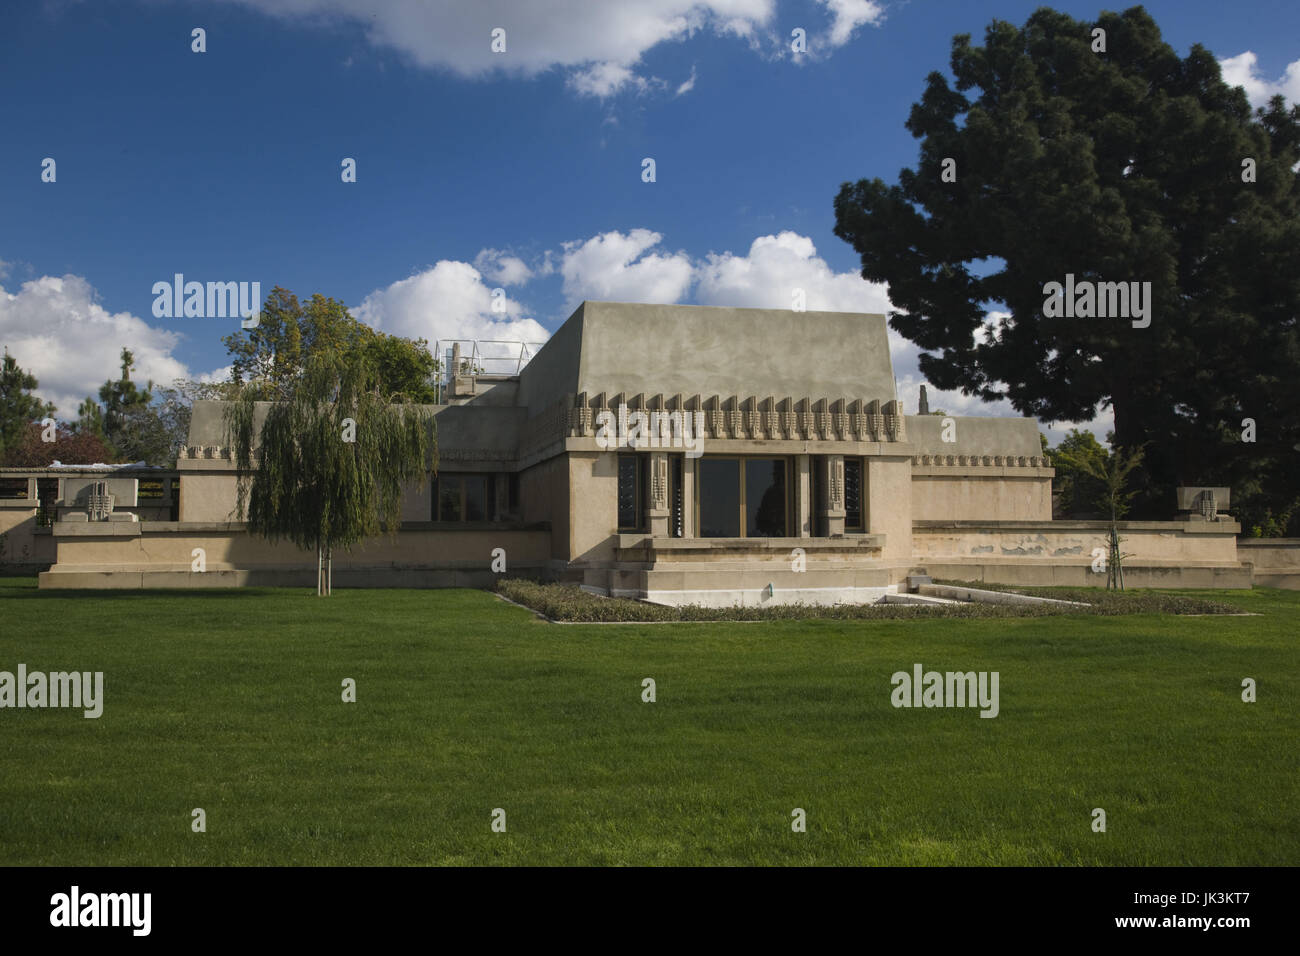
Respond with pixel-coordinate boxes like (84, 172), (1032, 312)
(4, 301), (1274, 598)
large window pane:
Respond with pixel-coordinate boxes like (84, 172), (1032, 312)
(699, 458), (740, 537)
(746, 458), (787, 537)
(438, 480), (461, 522)
(464, 476), (487, 522)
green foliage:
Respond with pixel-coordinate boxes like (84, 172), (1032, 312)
(1050, 436), (1147, 588)
(1245, 501), (1299, 538)
(1051, 436), (1146, 523)
(495, 577), (1234, 622)
(833, 6), (1300, 518)
(0, 350), (54, 456)
(1046, 429), (1108, 518)
(222, 286), (439, 403)
(75, 397), (104, 439)
(226, 347), (437, 595)
(79, 348), (169, 463)
(97, 348), (153, 443)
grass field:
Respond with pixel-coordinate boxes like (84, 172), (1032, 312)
(0, 577), (1296, 866)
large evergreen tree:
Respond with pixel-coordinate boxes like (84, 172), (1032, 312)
(80, 348), (159, 462)
(833, 5), (1300, 523)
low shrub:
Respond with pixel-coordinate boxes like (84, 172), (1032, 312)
(494, 578), (1240, 623)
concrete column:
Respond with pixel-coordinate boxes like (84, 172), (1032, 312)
(821, 453), (846, 536)
(647, 452), (670, 537)
(795, 454), (811, 537)
(866, 456), (912, 560)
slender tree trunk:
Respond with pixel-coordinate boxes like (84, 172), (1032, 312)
(326, 543), (333, 596)
(317, 543), (325, 597)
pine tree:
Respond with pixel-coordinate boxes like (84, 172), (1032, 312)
(833, 6), (1300, 520)
(0, 350), (54, 456)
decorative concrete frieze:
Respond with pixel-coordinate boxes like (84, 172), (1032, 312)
(554, 390), (933, 444)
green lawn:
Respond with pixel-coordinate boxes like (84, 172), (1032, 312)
(0, 578), (1296, 866)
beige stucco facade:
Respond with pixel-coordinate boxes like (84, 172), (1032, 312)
(8, 301), (1262, 597)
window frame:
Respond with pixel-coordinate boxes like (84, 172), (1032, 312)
(432, 473), (493, 523)
(694, 454), (791, 539)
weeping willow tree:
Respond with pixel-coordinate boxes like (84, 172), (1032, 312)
(225, 351), (436, 596)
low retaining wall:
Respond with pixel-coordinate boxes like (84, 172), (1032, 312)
(912, 519), (1250, 589)
(39, 521), (552, 589)
(1237, 538), (1300, 589)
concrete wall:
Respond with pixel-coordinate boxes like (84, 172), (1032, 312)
(912, 519), (1247, 588)
(906, 414), (1043, 457)
(867, 456), (912, 561)
(516, 303), (586, 418)
(518, 301), (899, 413)
(39, 522), (552, 589)
(567, 451), (618, 564)
(519, 456), (570, 560)
(0, 504), (53, 571)
(1, 470), (175, 572)
(179, 471), (242, 522)
(1238, 538), (1300, 589)
(912, 473), (1053, 521)
(400, 478), (432, 522)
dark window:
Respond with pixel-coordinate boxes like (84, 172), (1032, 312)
(844, 458), (864, 531)
(745, 458), (787, 537)
(36, 478), (59, 526)
(698, 457), (789, 538)
(0, 478), (28, 499)
(465, 476), (487, 521)
(508, 473), (520, 515)
(698, 458), (741, 537)
(809, 457), (822, 536)
(617, 454), (644, 531)
(434, 474), (490, 522)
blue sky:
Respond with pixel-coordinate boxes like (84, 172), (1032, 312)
(2, 0), (1297, 440)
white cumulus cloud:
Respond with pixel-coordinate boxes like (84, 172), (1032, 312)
(818, 0), (885, 48)
(354, 260), (550, 360)
(473, 248), (534, 286)
(695, 231), (891, 313)
(0, 275), (189, 418)
(559, 229), (695, 308)
(214, 0), (883, 96)
(219, 0), (775, 93)
(1218, 51), (1300, 108)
